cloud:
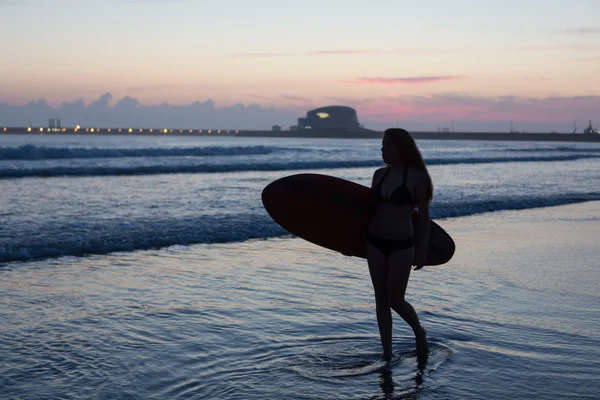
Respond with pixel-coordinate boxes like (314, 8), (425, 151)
(0, 93), (299, 129)
(341, 76), (465, 85)
(282, 95), (313, 103)
(248, 94), (273, 101)
(410, 94), (598, 119)
(564, 27), (600, 35)
(124, 83), (215, 92)
(320, 93), (600, 131)
(247, 94), (314, 107)
(115, 96), (141, 110)
(88, 92), (113, 109)
(2, 92), (599, 132)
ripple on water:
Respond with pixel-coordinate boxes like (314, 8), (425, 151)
(287, 336), (452, 378)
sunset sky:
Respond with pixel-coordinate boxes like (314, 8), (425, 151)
(1, 0), (599, 131)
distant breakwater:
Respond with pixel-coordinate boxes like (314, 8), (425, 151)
(2, 127), (600, 142)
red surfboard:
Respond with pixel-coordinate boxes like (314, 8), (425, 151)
(262, 173), (455, 266)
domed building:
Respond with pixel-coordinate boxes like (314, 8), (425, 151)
(295, 106), (362, 131)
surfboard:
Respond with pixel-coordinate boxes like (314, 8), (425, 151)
(261, 173), (455, 266)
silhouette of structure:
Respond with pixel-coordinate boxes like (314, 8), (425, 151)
(48, 118), (62, 131)
(583, 120), (598, 135)
(292, 106), (362, 131)
(2, 106), (600, 142)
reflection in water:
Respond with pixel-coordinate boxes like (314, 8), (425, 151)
(377, 357), (426, 400)
(379, 366), (395, 398)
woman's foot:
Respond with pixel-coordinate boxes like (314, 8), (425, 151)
(381, 352), (392, 363)
(415, 326), (428, 360)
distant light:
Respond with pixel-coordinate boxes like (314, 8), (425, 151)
(107, 128), (111, 132)
(208, 130), (212, 134)
(2, 127), (6, 132)
(40, 127), (44, 132)
(76, 125), (81, 130)
(86, 128), (89, 132)
(217, 130), (221, 134)
(91, 128), (95, 133)
(118, 128), (122, 133)
(179, 129), (183, 133)
(139, 128), (143, 133)
(163, 129), (168, 133)
(189, 129), (192, 133)
(170, 129), (173, 133)
(199, 130), (203, 133)
(235, 130), (239, 134)
(227, 130), (230, 133)
(62, 128), (67, 132)
(149, 129), (153, 133)
(128, 128), (133, 133)
(97, 128), (101, 132)
(316, 112), (330, 119)
(28, 127), (32, 132)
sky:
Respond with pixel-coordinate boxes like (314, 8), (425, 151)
(0, 0), (599, 131)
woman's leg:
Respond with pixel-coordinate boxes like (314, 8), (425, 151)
(387, 248), (428, 358)
(366, 242), (393, 360)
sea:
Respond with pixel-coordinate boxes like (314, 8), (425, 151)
(1, 133), (599, 399)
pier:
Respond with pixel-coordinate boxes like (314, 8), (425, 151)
(2, 126), (600, 142)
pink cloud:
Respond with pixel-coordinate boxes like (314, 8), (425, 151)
(341, 76), (465, 85)
(282, 95), (313, 103)
(321, 93), (600, 125)
(248, 93), (313, 104)
(124, 83), (215, 92)
(248, 94), (273, 100)
(2, 92), (599, 132)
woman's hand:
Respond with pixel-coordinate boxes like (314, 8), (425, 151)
(413, 250), (426, 270)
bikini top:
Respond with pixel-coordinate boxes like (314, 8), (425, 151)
(373, 166), (415, 206)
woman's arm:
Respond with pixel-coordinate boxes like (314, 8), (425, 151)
(413, 170), (430, 270)
(371, 167), (383, 189)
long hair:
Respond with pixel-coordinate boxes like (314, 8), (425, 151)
(385, 128), (434, 203)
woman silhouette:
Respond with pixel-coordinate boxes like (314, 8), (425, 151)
(366, 128), (433, 361)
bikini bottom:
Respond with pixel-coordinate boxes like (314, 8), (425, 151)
(366, 232), (414, 258)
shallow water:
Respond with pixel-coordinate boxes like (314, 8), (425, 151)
(2, 203), (599, 399)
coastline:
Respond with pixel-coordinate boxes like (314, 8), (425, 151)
(2, 128), (600, 142)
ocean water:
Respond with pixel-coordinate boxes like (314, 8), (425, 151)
(1, 134), (599, 399)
